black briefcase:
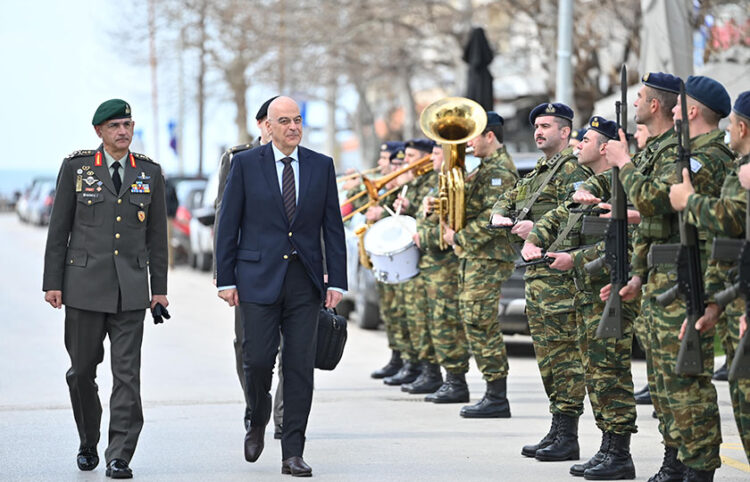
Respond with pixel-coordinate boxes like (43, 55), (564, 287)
(315, 308), (347, 370)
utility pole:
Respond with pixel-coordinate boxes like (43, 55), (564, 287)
(197, 0), (207, 176)
(555, 0), (574, 107)
(177, 25), (186, 174)
(148, 0), (160, 160)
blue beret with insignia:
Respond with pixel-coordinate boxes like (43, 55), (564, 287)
(380, 141), (405, 154)
(405, 138), (436, 153)
(587, 116), (618, 140)
(92, 99), (131, 126)
(571, 127), (588, 142)
(686, 75), (731, 118)
(529, 102), (574, 125)
(389, 147), (407, 163)
(255, 95), (279, 120)
(733, 91), (750, 122)
(641, 72), (681, 94)
(486, 111), (504, 127)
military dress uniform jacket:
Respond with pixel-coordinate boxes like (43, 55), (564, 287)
(43, 146), (168, 313)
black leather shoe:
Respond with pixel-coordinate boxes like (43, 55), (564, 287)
(570, 431), (609, 476)
(77, 446), (99, 471)
(383, 361), (420, 386)
(523, 414), (559, 458)
(647, 446), (685, 482)
(426, 372), (469, 403)
(371, 350), (403, 379)
(583, 433), (635, 480)
(274, 425), (283, 440)
(712, 361), (728, 381)
(459, 378), (510, 418)
(282, 456), (312, 477)
(105, 459), (133, 479)
(683, 467), (714, 481)
(244, 425), (265, 462)
(535, 414), (579, 461)
(402, 363), (443, 394)
(634, 385), (652, 405)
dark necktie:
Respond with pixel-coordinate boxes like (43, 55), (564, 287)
(111, 161), (122, 193)
(281, 157), (296, 221)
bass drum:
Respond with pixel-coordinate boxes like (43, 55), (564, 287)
(363, 215), (420, 284)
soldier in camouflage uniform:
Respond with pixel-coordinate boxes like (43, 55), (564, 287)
(524, 117), (638, 479)
(605, 75), (733, 481)
(668, 91), (750, 464)
(491, 103), (589, 460)
(343, 141), (403, 221)
(414, 145), (472, 403)
(442, 112), (519, 418)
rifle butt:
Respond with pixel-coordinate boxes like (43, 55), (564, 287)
(656, 285), (680, 307)
(728, 330), (750, 381)
(584, 256), (606, 275)
(675, 322), (702, 376)
(714, 283), (740, 309)
(595, 290), (623, 339)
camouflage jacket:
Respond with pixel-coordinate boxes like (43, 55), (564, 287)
(622, 128), (732, 279)
(454, 147), (518, 260)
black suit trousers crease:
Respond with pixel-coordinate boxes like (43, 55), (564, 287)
(240, 257), (320, 459)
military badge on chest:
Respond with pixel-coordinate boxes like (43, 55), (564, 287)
(131, 172), (151, 194)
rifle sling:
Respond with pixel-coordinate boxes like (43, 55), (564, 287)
(516, 152), (569, 222)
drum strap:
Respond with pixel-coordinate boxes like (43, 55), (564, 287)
(516, 151), (567, 222)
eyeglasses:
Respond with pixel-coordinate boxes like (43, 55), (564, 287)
(274, 116), (303, 126)
(105, 121), (133, 130)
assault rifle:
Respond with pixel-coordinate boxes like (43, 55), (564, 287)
(654, 80), (705, 375)
(515, 244), (595, 269)
(583, 64), (631, 339)
(710, 190), (750, 380)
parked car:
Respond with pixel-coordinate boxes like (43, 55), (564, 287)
(26, 180), (56, 226)
(16, 176), (55, 223)
(189, 169), (221, 271)
(170, 178), (208, 264)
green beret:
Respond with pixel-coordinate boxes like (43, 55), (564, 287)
(92, 99), (132, 126)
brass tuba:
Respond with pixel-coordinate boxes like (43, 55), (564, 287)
(419, 97), (487, 249)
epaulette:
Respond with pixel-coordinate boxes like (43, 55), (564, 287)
(132, 152), (159, 165)
(228, 143), (253, 154)
(65, 149), (96, 160)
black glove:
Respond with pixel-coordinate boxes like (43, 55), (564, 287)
(151, 303), (171, 325)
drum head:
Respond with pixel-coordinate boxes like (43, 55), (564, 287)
(363, 216), (417, 256)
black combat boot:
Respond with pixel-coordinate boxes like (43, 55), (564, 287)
(383, 361), (420, 386)
(634, 385), (652, 405)
(647, 446), (686, 482)
(683, 467), (714, 482)
(371, 350), (403, 379)
(583, 433), (635, 480)
(402, 363), (443, 394)
(459, 378), (510, 418)
(425, 372), (470, 403)
(535, 414), (579, 461)
(570, 431), (611, 476)
(522, 413), (560, 457)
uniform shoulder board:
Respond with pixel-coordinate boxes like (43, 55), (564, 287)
(65, 149), (96, 160)
(228, 143), (253, 154)
(132, 152), (159, 165)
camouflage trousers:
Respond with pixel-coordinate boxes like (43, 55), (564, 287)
(525, 270), (586, 417)
(574, 285), (637, 435)
(424, 258), (469, 374)
(402, 274), (437, 364)
(644, 270), (721, 471)
(377, 281), (416, 362)
(721, 298), (750, 463)
(458, 258), (513, 381)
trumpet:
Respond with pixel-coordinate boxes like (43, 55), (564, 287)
(337, 166), (380, 183)
(419, 97), (487, 249)
(341, 154), (433, 222)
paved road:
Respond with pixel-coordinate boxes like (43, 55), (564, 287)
(0, 213), (747, 481)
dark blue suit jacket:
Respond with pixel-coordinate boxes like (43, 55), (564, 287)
(215, 143), (347, 304)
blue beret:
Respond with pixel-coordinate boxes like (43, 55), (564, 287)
(92, 99), (131, 126)
(587, 116), (618, 140)
(641, 72), (681, 94)
(686, 75), (731, 118)
(255, 95), (279, 120)
(380, 141), (404, 154)
(486, 111), (504, 127)
(571, 127), (588, 141)
(529, 102), (574, 125)
(389, 147), (406, 163)
(405, 138), (436, 153)
(733, 91), (750, 121)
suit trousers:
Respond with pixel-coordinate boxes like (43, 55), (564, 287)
(240, 257), (320, 459)
(233, 306), (284, 431)
(64, 306), (146, 463)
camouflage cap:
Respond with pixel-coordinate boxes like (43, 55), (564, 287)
(92, 99), (131, 126)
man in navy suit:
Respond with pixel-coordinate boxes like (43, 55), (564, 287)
(215, 96), (347, 477)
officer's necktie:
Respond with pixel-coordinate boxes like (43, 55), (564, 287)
(111, 161), (122, 193)
(281, 157), (296, 222)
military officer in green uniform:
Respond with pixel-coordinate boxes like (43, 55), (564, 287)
(668, 90), (750, 465)
(442, 112), (519, 417)
(604, 75), (733, 481)
(523, 117), (639, 479)
(492, 103), (589, 460)
(43, 99), (169, 479)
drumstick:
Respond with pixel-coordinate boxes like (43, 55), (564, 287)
(383, 204), (415, 234)
(395, 185), (409, 216)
